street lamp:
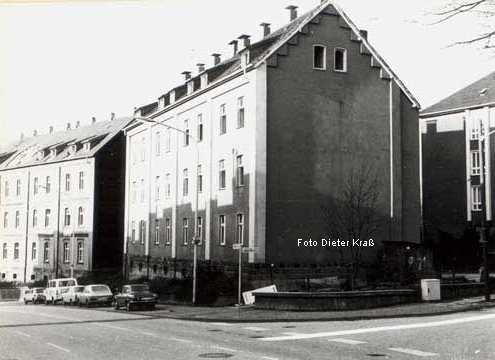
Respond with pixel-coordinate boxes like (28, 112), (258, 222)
(134, 116), (201, 305)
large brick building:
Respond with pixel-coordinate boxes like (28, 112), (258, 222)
(0, 117), (130, 283)
(124, 1), (421, 278)
(421, 70), (495, 269)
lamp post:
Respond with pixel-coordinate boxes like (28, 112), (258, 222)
(134, 116), (201, 305)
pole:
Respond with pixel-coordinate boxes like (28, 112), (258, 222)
(238, 246), (242, 313)
(480, 126), (491, 301)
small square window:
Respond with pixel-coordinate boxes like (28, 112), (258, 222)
(334, 48), (347, 72)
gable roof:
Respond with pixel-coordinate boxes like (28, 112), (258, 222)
(421, 70), (495, 116)
(131, 0), (419, 120)
(0, 117), (132, 171)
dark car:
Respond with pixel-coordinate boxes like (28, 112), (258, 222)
(113, 284), (157, 311)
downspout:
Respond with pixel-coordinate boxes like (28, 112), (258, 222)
(23, 171), (31, 283)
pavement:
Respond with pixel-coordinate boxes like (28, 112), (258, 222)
(2, 299), (495, 360)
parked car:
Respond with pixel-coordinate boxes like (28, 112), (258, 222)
(113, 284), (157, 311)
(23, 288), (45, 304)
(44, 278), (78, 304)
(62, 285), (85, 306)
(78, 285), (113, 307)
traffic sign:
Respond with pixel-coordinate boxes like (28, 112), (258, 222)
(242, 247), (259, 253)
(232, 243), (242, 250)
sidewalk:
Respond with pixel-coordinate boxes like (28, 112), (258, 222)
(140, 296), (495, 323)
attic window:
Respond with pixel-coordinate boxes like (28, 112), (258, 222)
(84, 143), (91, 151)
(69, 145), (77, 155)
(187, 81), (194, 95)
(479, 88), (488, 96)
(334, 48), (347, 72)
(50, 149), (57, 157)
(313, 45), (326, 70)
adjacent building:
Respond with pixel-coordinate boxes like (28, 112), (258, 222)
(421, 70), (495, 269)
(0, 117), (130, 283)
(124, 0), (421, 277)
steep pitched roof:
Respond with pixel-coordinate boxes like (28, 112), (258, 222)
(133, 0), (419, 119)
(421, 70), (495, 116)
(0, 117), (132, 171)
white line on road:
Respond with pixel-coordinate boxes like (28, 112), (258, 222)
(328, 338), (367, 345)
(15, 331), (31, 337)
(282, 332), (304, 336)
(140, 331), (160, 338)
(388, 348), (438, 357)
(261, 357), (279, 360)
(210, 322), (233, 326)
(244, 326), (268, 332)
(93, 323), (129, 331)
(46, 343), (70, 353)
(170, 337), (192, 344)
(211, 346), (238, 352)
(261, 313), (495, 341)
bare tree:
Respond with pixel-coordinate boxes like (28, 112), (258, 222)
(322, 163), (385, 290)
(433, 0), (495, 48)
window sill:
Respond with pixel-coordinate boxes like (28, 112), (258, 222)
(313, 67), (326, 71)
(334, 69), (348, 74)
(182, 243), (188, 246)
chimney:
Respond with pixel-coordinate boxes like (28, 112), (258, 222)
(49, 126), (53, 134)
(197, 63), (205, 73)
(111, 112), (115, 121)
(181, 71), (192, 81)
(92, 116), (96, 124)
(76, 120), (80, 128)
(33, 130), (37, 137)
(212, 53), (221, 66)
(228, 40), (238, 55)
(359, 30), (368, 40)
(260, 23), (271, 37)
(286, 5), (298, 21)
(67, 123), (71, 130)
(238, 34), (251, 49)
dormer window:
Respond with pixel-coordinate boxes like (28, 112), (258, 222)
(50, 149), (57, 157)
(242, 51), (250, 67)
(313, 45), (326, 70)
(187, 81), (194, 95)
(334, 48), (347, 72)
(84, 143), (91, 151)
(69, 145), (77, 155)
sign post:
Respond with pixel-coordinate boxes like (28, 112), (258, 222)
(233, 244), (259, 316)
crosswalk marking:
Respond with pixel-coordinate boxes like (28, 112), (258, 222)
(328, 338), (367, 345)
(244, 326), (268, 332)
(388, 348), (438, 357)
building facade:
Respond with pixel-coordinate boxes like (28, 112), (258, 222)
(421, 71), (495, 269)
(0, 117), (130, 283)
(124, 1), (421, 277)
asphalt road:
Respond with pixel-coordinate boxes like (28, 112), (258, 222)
(1, 302), (495, 360)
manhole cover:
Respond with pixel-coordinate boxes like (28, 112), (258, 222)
(249, 335), (264, 338)
(282, 325), (295, 328)
(207, 329), (222, 332)
(198, 353), (233, 359)
(366, 354), (387, 357)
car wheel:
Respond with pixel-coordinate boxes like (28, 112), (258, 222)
(125, 301), (131, 311)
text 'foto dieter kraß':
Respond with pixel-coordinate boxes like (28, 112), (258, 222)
(297, 239), (375, 247)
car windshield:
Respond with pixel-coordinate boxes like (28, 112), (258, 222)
(129, 285), (149, 292)
(35, 289), (44, 293)
(74, 286), (85, 293)
(90, 285), (109, 292)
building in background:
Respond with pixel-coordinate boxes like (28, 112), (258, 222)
(421, 70), (495, 270)
(0, 117), (130, 283)
(124, 1), (421, 278)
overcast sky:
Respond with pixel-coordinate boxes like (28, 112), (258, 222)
(0, 0), (493, 147)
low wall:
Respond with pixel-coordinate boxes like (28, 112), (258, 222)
(253, 289), (419, 311)
(440, 282), (494, 300)
(0, 288), (21, 301)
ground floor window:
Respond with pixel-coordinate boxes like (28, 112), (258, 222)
(219, 215), (226, 245)
(77, 240), (84, 263)
(63, 241), (70, 263)
(44, 241), (49, 263)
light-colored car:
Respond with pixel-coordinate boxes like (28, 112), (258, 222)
(44, 278), (78, 304)
(62, 285), (85, 306)
(23, 288), (45, 304)
(78, 285), (113, 307)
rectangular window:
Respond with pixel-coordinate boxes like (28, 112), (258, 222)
(166, 174), (171, 198)
(15, 211), (20, 228)
(79, 171), (84, 190)
(156, 131), (161, 156)
(2, 243), (7, 259)
(155, 176), (160, 200)
(44, 242), (50, 263)
(45, 209), (50, 227)
(334, 48), (347, 72)
(4, 181), (8, 198)
(220, 104), (227, 134)
(236, 155), (244, 187)
(155, 219), (160, 245)
(183, 169), (189, 196)
(140, 220), (146, 244)
(141, 137), (146, 162)
(165, 218), (171, 245)
(471, 151), (481, 175)
(313, 44), (326, 70)
(182, 218), (189, 245)
(219, 160), (226, 190)
(31, 242), (36, 260)
(472, 186), (482, 211)
(197, 216), (203, 244)
(77, 241), (84, 263)
(237, 97), (245, 128)
(46, 176), (51, 194)
(131, 221), (136, 242)
(63, 241), (70, 263)
(14, 243), (19, 260)
(198, 165), (203, 193)
(132, 181), (136, 203)
(166, 129), (171, 152)
(471, 119), (481, 140)
(3, 212), (7, 228)
(184, 120), (190, 146)
(65, 173), (70, 192)
(34, 177), (38, 195)
(141, 179), (145, 202)
(64, 208), (70, 226)
(78, 207), (84, 226)
(197, 114), (203, 142)
(16, 179), (21, 196)
(236, 214), (244, 245)
(33, 209), (37, 227)
(219, 215), (226, 245)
